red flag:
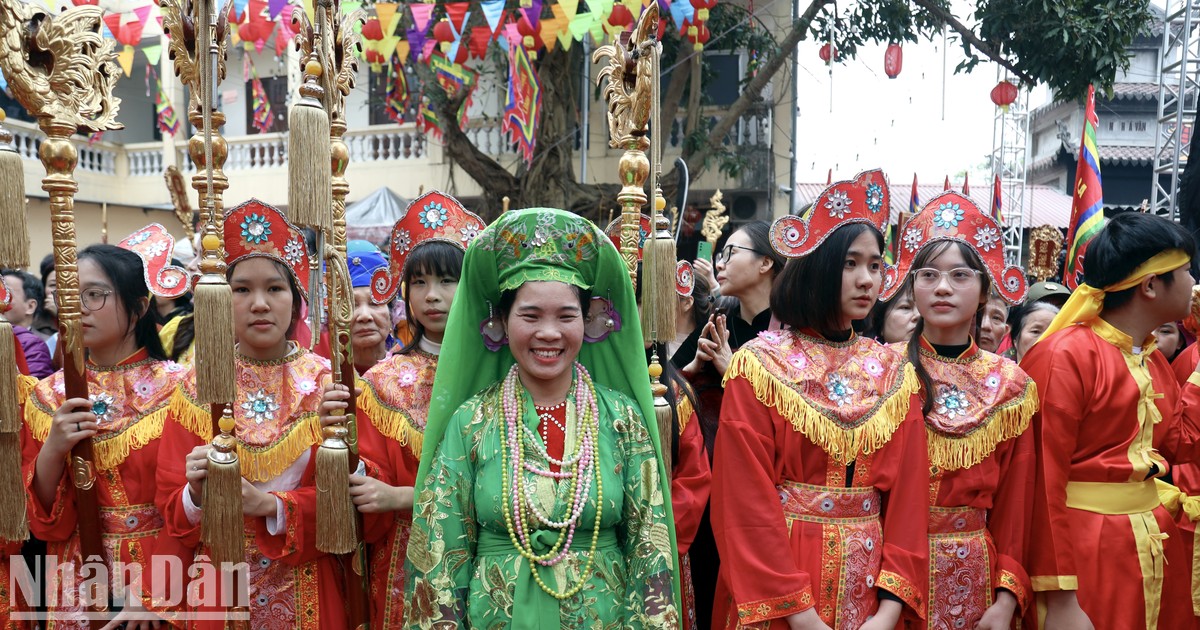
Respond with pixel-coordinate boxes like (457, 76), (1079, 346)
(826, 169), (832, 185)
(943, 175), (950, 191)
(962, 172), (970, 195)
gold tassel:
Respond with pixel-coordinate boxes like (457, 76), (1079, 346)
(649, 355), (672, 474)
(642, 195), (677, 342)
(192, 274), (237, 405)
(315, 420), (356, 554)
(0, 113), (30, 269)
(0, 321), (19, 435)
(0, 319), (26, 541)
(287, 58), (332, 232)
(202, 407), (245, 568)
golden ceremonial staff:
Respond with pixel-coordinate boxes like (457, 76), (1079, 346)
(594, 4), (676, 472)
(292, 2), (372, 627)
(0, 1), (122, 624)
(161, 0), (249, 625)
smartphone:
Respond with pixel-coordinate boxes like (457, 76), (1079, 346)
(697, 241), (713, 262)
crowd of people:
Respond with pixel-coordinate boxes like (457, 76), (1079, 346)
(1, 170), (1198, 630)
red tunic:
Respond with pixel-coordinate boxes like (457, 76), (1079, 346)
(152, 345), (388, 629)
(908, 341), (1036, 629)
(0, 375), (38, 630)
(672, 395), (712, 630)
(356, 349), (436, 628)
(1170, 337), (1200, 620)
(711, 330), (927, 629)
(21, 350), (185, 628)
(1023, 319), (1200, 628)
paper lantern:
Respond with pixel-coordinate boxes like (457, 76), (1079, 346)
(432, 20), (455, 43)
(991, 80), (1018, 110)
(362, 17), (384, 41)
(884, 43), (902, 79)
(819, 43), (835, 64)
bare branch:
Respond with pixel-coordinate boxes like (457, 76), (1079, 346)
(910, 0), (1036, 86)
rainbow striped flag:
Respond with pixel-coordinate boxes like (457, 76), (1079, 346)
(250, 66), (273, 134)
(1063, 85), (1105, 290)
(911, 173), (920, 215)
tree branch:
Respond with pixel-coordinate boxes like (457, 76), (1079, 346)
(664, 0), (833, 190)
(910, 0), (1036, 86)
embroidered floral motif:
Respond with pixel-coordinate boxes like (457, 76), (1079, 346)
(241, 213), (273, 244)
(295, 379), (317, 395)
(126, 230), (152, 246)
(283, 238), (306, 266)
(397, 364), (419, 387)
(933, 202), (964, 229)
(241, 389), (281, 424)
(459, 223), (481, 244)
(787, 353), (809, 371)
(903, 227), (924, 252)
(145, 240), (170, 259)
(419, 202), (448, 229)
(826, 373), (856, 406)
(825, 190), (852, 219)
(865, 183), (885, 213)
(935, 384), (970, 419)
(1005, 276), (1021, 292)
(862, 357), (884, 378)
(759, 330), (783, 344)
(984, 372), (1002, 391)
(133, 380), (155, 398)
(780, 223), (804, 247)
(91, 392), (116, 424)
(393, 229), (412, 254)
(974, 226), (1000, 251)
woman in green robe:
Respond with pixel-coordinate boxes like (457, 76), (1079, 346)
(404, 208), (680, 629)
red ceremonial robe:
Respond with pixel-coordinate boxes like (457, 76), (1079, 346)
(1168, 341), (1200, 622)
(672, 394), (712, 630)
(0, 375), (39, 630)
(906, 340), (1036, 629)
(1023, 319), (1200, 629)
(152, 344), (389, 629)
(21, 350), (185, 628)
(711, 330), (928, 629)
(355, 349), (435, 628)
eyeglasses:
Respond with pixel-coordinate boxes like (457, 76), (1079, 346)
(913, 267), (982, 290)
(80, 288), (113, 312)
(717, 244), (764, 262)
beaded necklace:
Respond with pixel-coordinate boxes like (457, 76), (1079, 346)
(499, 362), (604, 600)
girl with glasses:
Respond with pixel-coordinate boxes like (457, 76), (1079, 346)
(881, 192), (1036, 630)
(712, 171), (928, 630)
(22, 227), (190, 628)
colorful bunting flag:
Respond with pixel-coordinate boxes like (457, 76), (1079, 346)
(1064, 85), (1105, 290)
(990, 174), (1003, 224)
(155, 77), (181, 137)
(504, 40), (541, 164)
(384, 53), (409, 124)
(249, 65), (273, 134)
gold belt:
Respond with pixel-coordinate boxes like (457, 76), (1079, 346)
(1065, 480), (1160, 515)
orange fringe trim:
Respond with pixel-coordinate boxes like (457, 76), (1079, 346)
(357, 381), (425, 458)
(26, 396), (169, 471)
(725, 352), (918, 465)
(169, 389), (322, 483)
(925, 380), (1038, 471)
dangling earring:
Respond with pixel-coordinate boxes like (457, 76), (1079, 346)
(480, 301), (508, 351)
(583, 296), (622, 343)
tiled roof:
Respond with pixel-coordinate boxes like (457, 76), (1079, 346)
(1029, 144), (1155, 172)
(791, 182), (1075, 228)
(1108, 82), (1160, 101)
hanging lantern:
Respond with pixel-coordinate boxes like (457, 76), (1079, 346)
(884, 43), (902, 79)
(991, 80), (1018, 111)
(361, 17), (384, 41)
(819, 43), (835, 65)
(432, 20), (455, 43)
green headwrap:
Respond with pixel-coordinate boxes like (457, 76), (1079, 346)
(418, 208), (681, 603)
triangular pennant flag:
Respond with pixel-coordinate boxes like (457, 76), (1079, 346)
(469, 26), (492, 58)
(550, 3), (566, 21)
(589, 14), (605, 41)
(374, 2), (398, 35)
(406, 27), (427, 61)
(522, 0), (542, 29)
(540, 17), (560, 50)
(558, 29), (572, 50)
(445, 2), (470, 32)
(481, 0), (505, 33)
(102, 13), (123, 40)
(421, 38), (437, 62)
(143, 43), (162, 66)
(558, 0), (579, 20)
(133, 4), (153, 26)
(396, 40), (410, 61)
(568, 11), (593, 40)
(668, 0), (692, 31)
(409, 3), (434, 33)
(233, 0), (249, 21)
(117, 44), (135, 77)
(267, 0), (287, 20)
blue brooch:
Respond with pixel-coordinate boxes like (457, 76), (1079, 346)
(933, 203), (964, 229)
(419, 202), (448, 229)
(241, 389), (281, 424)
(241, 214), (273, 244)
(90, 392), (115, 424)
(865, 183), (884, 214)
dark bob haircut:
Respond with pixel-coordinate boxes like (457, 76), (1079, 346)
(77, 244), (168, 361)
(770, 223), (883, 337)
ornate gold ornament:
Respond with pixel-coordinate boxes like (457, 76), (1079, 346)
(703, 190), (729, 245)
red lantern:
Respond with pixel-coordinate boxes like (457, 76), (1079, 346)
(432, 20), (455, 43)
(991, 80), (1018, 110)
(361, 17), (384, 41)
(608, 4), (633, 28)
(819, 43), (835, 65)
(884, 43), (902, 79)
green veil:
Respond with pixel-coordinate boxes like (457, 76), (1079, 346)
(416, 207), (681, 604)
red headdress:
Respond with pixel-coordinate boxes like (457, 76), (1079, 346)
(371, 191), (485, 304)
(223, 199), (311, 299)
(676, 260), (694, 297)
(604, 214), (653, 260)
(770, 169), (890, 259)
(882, 191), (1027, 304)
(117, 223), (191, 299)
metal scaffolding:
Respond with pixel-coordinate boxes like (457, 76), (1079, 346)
(992, 70), (1030, 267)
(1151, 0), (1200, 220)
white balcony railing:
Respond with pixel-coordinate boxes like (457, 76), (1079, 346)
(173, 123), (428, 172)
(6, 119), (118, 175)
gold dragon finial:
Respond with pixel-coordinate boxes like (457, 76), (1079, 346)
(703, 190), (729, 245)
(593, 3), (659, 149)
